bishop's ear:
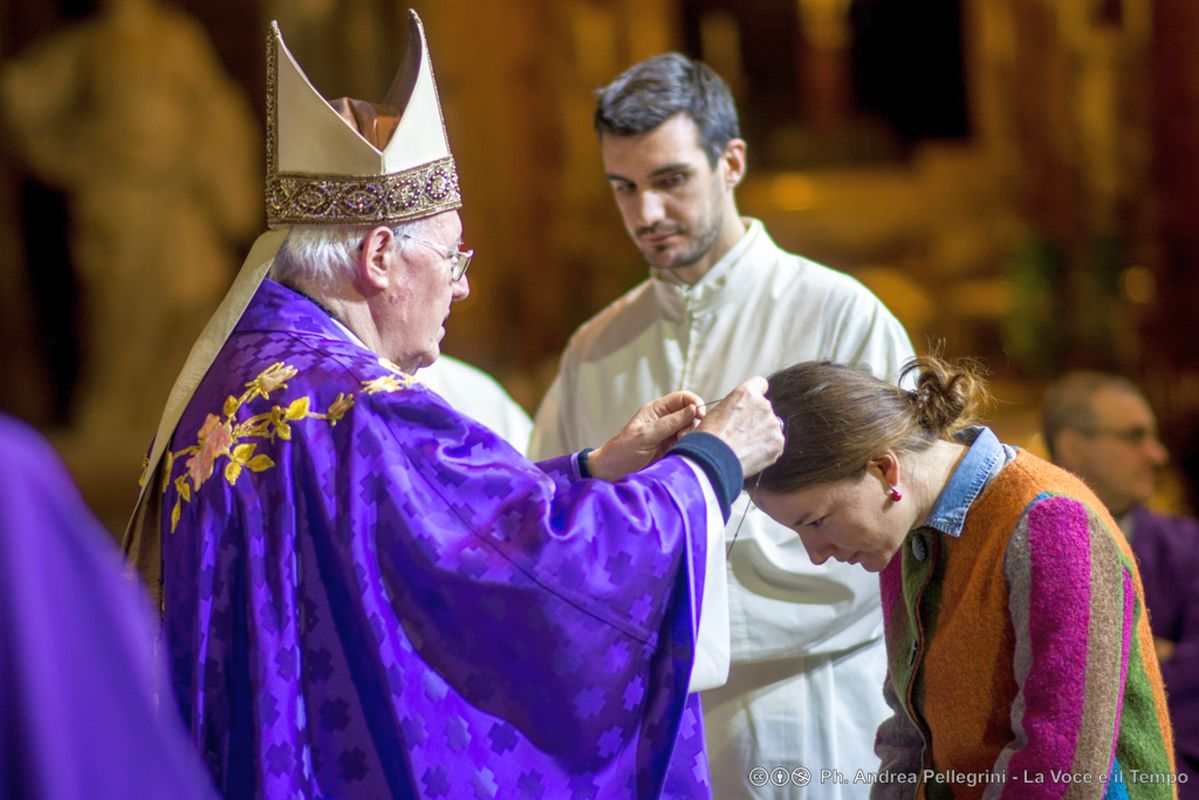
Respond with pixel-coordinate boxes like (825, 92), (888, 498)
(356, 226), (398, 291)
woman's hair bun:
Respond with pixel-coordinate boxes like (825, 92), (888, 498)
(903, 356), (987, 437)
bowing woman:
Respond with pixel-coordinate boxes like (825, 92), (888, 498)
(747, 357), (1176, 798)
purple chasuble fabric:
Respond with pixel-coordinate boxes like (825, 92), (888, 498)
(0, 415), (216, 800)
(1130, 505), (1199, 792)
(155, 280), (713, 799)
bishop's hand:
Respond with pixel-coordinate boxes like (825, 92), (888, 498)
(693, 376), (783, 477)
(585, 390), (705, 481)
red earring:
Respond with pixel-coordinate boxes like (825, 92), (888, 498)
(889, 487), (902, 502)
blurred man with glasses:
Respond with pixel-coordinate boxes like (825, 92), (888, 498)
(1043, 370), (1199, 793)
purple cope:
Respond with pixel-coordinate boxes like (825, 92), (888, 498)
(148, 279), (715, 798)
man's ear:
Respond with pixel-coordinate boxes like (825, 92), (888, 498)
(721, 138), (747, 190)
(1053, 428), (1084, 469)
(356, 226), (397, 291)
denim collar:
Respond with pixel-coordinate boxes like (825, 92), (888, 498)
(922, 426), (1016, 538)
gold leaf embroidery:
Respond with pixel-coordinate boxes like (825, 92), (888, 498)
(285, 396), (310, 420)
(174, 474), (191, 503)
(160, 451), (176, 492)
(232, 443), (256, 463)
(163, 359), (417, 531)
(248, 454), (275, 472)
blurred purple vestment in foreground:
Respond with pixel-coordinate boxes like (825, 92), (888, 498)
(0, 415), (215, 799)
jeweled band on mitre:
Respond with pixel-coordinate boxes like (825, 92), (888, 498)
(266, 157), (461, 228)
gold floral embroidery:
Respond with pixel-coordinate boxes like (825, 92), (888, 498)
(223, 443), (275, 486)
(377, 357), (411, 376)
(326, 393), (355, 424)
(164, 360), (413, 532)
(362, 375), (407, 395)
(248, 362), (298, 400)
(159, 451), (175, 492)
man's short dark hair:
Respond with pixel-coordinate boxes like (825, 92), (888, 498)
(594, 53), (740, 166)
(1041, 370), (1143, 460)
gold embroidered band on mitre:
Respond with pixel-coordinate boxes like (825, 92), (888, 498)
(264, 22), (462, 228)
(266, 157), (461, 227)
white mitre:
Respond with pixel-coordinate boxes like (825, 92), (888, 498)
(124, 11), (458, 571)
(267, 12), (459, 226)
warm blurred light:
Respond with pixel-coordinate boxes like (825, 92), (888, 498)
(1120, 265), (1156, 304)
(855, 264), (935, 334)
(700, 11), (745, 99)
(946, 278), (1013, 316)
(769, 174), (819, 211)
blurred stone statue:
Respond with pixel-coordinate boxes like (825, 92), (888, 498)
(1, 0), (259, 486)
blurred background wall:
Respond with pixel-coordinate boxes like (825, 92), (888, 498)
(2, 0), (1198, 533)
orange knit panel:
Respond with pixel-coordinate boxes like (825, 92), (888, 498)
(919, 454), (1106, 777)
(919, 492), (1020, 781)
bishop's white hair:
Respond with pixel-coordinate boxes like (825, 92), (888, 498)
(270, 219), (430, 290)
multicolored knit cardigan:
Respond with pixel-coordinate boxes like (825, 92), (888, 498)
(873, 450), (1176, 799)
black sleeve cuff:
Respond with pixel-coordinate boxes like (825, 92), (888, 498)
(577, 447), (594, 479)
(667, 432), (742, 522)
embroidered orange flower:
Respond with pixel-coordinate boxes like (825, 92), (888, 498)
(186, 413), (234, 490)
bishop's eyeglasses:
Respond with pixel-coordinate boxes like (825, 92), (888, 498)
(397, 232), (473, 282)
